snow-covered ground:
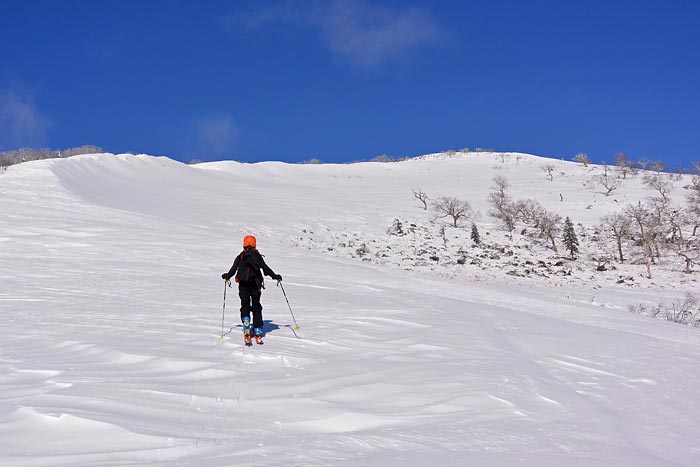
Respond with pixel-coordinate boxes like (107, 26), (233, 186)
(1, 152), (699, 466)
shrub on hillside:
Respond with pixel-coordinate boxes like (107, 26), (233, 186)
(573, 153), (591, 166)
(629, 293), (700, 327)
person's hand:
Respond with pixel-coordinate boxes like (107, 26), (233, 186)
(274, 274), (282, 282)
(222, 273), (232, 281)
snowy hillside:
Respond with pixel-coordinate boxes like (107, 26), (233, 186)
(1, 152), (699, 466)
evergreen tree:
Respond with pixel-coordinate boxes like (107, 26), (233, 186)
(562, 217), (579, 259)
(470, 223), (481, 245)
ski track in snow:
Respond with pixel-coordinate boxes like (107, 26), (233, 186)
(1, 153), (699, 466)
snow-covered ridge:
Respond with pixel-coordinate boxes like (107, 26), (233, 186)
(2, 151), (699, 466)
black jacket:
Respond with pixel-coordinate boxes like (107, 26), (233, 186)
(227, 247), (278, 287)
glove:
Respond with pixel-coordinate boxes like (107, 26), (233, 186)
(222, 273), (232, 281)
(274, 274), (282, 282)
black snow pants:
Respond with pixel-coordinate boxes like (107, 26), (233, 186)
(238, 280), (263, 330)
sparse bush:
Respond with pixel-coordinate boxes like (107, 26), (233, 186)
(61, 145), (104, 157)
(387, 219), (405, 236)
(355, 243), (369, 257)
(371, 154), (394, 163)
(630, 293), (700, 327)
(573, 153), (591, 166)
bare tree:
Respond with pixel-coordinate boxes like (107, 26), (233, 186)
(541, 163), (555, 181)
(614, 152), (631, 179)
(636, 157), (650, 171)
(432, 197), (473, 227)
(673, 165), (687, 180)
(0, 154), (10, 173)
(642, 173), (674, 201)
(515, 199), (544, 226)
(692, 161), (700, 173)
(686, 172), (700, 236)
(631, 195), (680, 265)
(652, 160), (668, 174)
(625, 202), (660, 278)
(666, 206), (686, 246)
(509, 198), (562, 251)
(413, 188), (430, 210)
(602, 212), (631, 262)
(593, 165), (620, 196)
(488, 176), (516, 233)
(676, 238), (700, 274)
(536, 210), (562, 253)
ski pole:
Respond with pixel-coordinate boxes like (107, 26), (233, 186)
(277, 281), (300, 331)
(221, 279), (230, 339)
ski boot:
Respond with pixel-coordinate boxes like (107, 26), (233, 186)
(242, 317), (252, 346)
(254, 327), (264, 345)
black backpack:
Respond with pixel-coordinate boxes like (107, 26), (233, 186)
(235, 249), (263, 286)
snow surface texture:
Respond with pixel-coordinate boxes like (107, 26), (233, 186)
(1, 152), (699, 466)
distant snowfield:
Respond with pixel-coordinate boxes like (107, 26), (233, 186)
(1, 152), (699, 466)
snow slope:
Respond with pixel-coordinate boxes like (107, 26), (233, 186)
(1, 153), (699, 466)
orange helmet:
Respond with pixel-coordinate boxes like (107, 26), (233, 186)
(243, 235), (257, 248)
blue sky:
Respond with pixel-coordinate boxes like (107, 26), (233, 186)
(1, 0), (699, 168)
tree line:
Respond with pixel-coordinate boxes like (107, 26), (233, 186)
(0, 145), (104, 172)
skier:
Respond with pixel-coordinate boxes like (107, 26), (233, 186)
(222, 235), (282, 345)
